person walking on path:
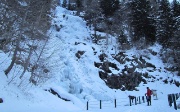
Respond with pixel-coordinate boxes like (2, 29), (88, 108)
(145, 87), (152, 106)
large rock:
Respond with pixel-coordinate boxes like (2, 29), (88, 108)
(99, 72), (143, 91)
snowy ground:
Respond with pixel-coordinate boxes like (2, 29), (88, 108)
(0, 4), (180, 112)
(0, 72), (180, 112)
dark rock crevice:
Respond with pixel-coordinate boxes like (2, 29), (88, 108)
(45, 88), (70, 101)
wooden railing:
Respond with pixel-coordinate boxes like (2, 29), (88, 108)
(86, 95), (147, 110)
(168, 93), (180, 110)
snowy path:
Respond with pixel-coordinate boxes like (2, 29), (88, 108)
(76, 99), (177, 112)
(74, 92), (178, 112)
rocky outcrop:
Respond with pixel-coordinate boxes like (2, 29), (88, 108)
(94, 48), (180, 90)
(75, 51), (85, 59)
(99, 70), (144, 91)
(95, 52), (159, 91)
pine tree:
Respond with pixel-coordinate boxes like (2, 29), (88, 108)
(118, 30), (128, 44)
(76, 0), (83, 8)
(168, 0), (180, 75)
(75, 0), (83, 15)
(83, 0), (102, 41)
(128, 0), (156, 46)
(171, 0), (180, 17)
(62, 0), (67, 8)
(144, 10), (156, 45)
(100, 0), (119, 16)
(171, 0), (180, 37)
(156, 0), (173, 47)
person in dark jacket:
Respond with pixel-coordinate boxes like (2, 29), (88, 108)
(145, 87), (152, 106)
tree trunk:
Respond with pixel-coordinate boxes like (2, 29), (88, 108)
(20, 46), (33, 79)
(4, 38), (20, 76)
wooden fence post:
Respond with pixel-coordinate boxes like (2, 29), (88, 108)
(139, 96), (141, 104)
(172, 94), (177, 110)
(176, 93), (179, 100)
(100, 100), (102, 109)
(142, 96), (145, 103)
(87, 101), (88, 110)
(129, 97), (132, 106)
(135, 97), (137, 105)
(115, 99), (116, 108)
(168, 94), (173, 107)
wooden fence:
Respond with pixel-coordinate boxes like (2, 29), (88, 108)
(86, 95), (147, 110)
(168, 93), (180, 110)
(85, 93), (180, 110)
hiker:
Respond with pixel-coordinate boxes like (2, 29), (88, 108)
(145, 87), (152, 106)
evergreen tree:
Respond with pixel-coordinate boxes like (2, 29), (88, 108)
(62, 0), (67, 8)
(171, 0), (180, 17)
(171, 0), (180, 37)
(83, 0), (102, 41)
(128, 0), (156, 46)
(76, 0), (83, 8)
(118, 30), (128, 44)
(156, 0), (173, 47)
(144, 11), (156, 44)
(75, 0), (83, 15)
(100, 0), (119, 16)
(168, 0), (180, 75)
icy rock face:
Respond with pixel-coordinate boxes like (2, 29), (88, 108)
(96, 48), (180, 90)
(99, 70), (143, 91)
(95, 54), (143, 90)
(95, 52), (160, 91)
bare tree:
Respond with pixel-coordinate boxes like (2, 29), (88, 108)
(20, 0), (51, 79)
(3, 0), (53, 78)
(3, 0), (28, 76)
(4, 36), (20, 76)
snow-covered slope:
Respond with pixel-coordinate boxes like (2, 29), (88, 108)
(0, 6), (180, 112)
(46, 6), (115, 100)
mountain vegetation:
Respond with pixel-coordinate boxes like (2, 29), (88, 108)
(0, 0), (179, 90)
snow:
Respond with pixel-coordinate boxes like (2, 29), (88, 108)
(0, 5), (180, 112)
